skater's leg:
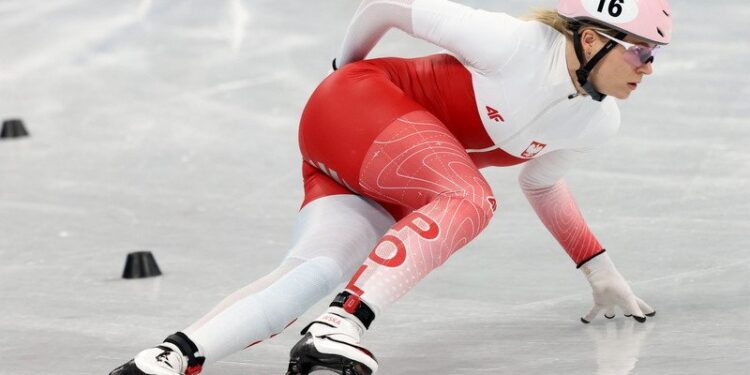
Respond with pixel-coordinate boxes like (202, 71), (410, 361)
(109, 168), (394, 374)
(346, 110), (496, 314)
(288, 111), (496, 375)
(184, 193), (394, 362)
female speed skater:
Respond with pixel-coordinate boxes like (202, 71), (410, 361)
(110, 0), (672, 374)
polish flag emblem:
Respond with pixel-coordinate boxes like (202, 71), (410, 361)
(521, 141), (546, 158)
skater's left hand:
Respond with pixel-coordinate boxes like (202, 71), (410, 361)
(579, 252), (655, 324)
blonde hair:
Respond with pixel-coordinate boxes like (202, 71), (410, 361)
(525, 8), (617, 40)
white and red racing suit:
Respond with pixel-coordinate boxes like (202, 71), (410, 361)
(299, 0), (619, 313)
(185, 0), (622, 361)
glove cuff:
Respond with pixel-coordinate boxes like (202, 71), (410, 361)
(579, 251), (616, 279)
(576, 249), (607, 269)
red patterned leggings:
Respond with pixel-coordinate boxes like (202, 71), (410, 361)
(299, 66), (496, 313)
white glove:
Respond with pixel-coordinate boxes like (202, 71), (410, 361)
(579, 253), (655, 323)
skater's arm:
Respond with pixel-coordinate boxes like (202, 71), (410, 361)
(337, 0), (524, 73)
(517, 149), (604, 267)
(519, 149), (656, 323)
(336, 0), (414, 68)
(518, 102), (621, 266)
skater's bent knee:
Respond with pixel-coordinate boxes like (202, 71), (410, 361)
(436, 189), (497, 222)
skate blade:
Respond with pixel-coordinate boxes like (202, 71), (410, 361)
(284, 368), (340, 375)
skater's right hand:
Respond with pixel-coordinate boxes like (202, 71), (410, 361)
(579, 252), (655, 324)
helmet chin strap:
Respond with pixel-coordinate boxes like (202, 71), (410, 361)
(571, 24), (627, 102)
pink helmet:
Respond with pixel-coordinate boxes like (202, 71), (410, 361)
(557, 0), (673, 45)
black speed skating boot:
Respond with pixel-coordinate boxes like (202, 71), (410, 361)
(286, 292), (378, 375)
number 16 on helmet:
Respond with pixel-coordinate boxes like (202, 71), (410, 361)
(557, 0), (673, 45)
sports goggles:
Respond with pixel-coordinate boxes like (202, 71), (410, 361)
(595, 30), (659, 67)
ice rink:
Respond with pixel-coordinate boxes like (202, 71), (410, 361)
(1, 0), (748, 374)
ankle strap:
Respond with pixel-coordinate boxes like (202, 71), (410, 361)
(330, 291), (375, 329)
(164, 332), (205, 374)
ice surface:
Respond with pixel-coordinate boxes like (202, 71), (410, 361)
(0, 1), (748, 374)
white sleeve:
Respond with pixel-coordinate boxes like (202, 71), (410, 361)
(337, 0), (523, 73)
(337, 0), (416, 67)
(410, 0), (522, 73)
(518, 149), (586, 190)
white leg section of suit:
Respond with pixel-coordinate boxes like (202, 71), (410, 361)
(182, 194), (395, 362)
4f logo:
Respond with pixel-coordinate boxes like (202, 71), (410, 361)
(521, 141), (546, 158)
(485, 106), (504, 122)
